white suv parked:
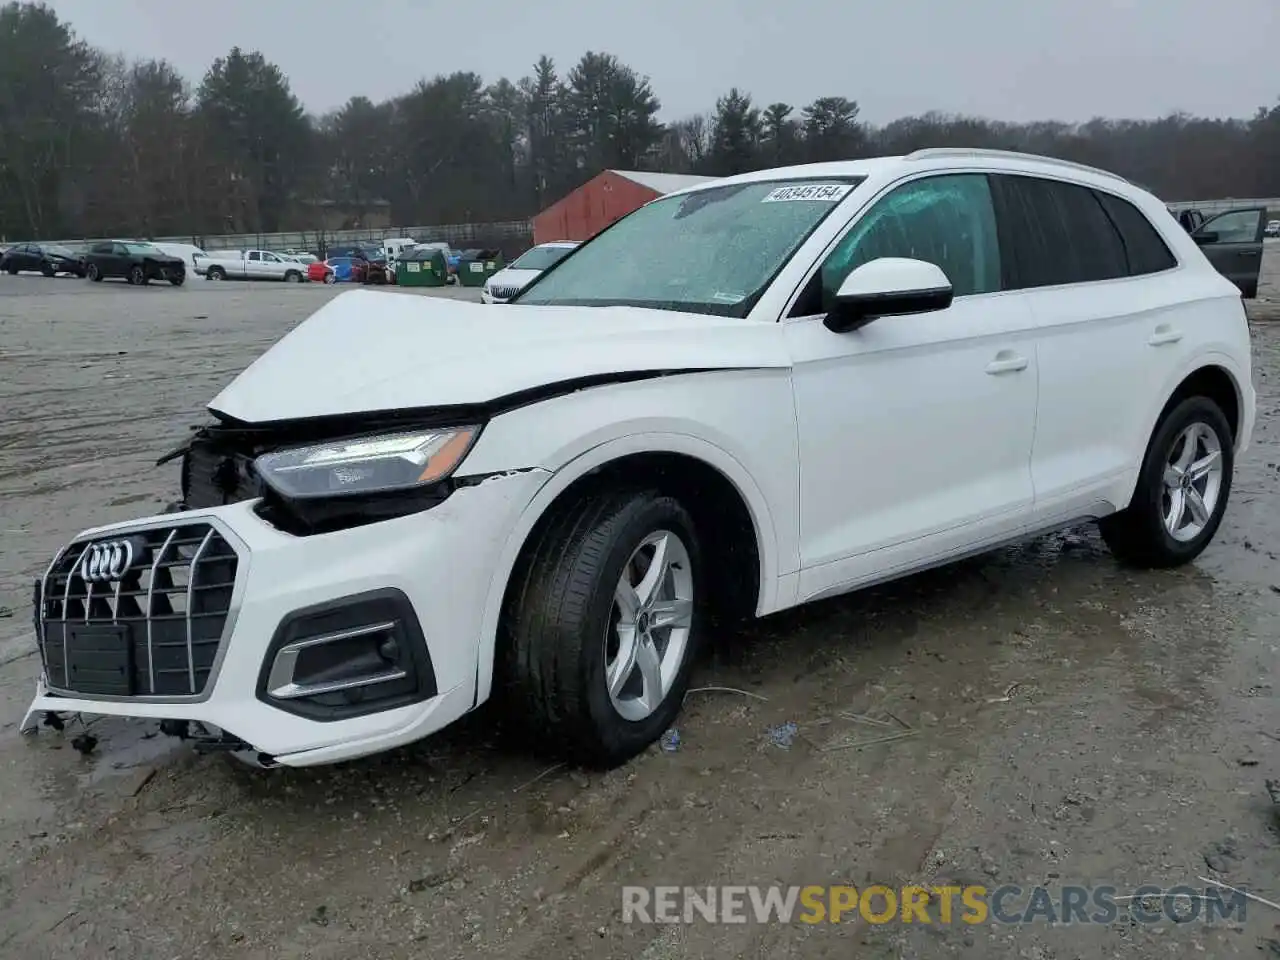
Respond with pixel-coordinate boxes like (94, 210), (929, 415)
(24, 149), (1255, 770)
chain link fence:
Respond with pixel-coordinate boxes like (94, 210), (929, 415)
(26, 220), (535, 261)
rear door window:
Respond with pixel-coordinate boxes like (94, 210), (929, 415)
(992, 174), (1128, 288)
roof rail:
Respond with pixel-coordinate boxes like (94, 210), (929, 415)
(904, 147), (1129, 184)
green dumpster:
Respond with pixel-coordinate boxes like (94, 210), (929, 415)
(396, 247), (449, 287)
(456, 248), (504, 288)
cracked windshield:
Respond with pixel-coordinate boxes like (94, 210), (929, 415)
(1, 0), (1279, 958)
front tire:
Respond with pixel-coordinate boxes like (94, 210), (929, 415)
(500, 489), (702, 768)
(206, 266), (225, 281)
(284, 270), (301, 283)
(128, 265), (147, 286)
(1099, 396), (1234, 568)
(86, 263), (102, 282)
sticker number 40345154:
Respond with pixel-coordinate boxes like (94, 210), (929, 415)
(761, 183), (852, 203)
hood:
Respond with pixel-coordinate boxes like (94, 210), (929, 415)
(486, 267), (541, 291)
(209, 288), (788, 422)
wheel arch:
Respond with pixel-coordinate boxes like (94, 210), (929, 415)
(1152, 360), (1243, 448)
(472, 433), (779, 707)
(1116, 355), (1247, 510)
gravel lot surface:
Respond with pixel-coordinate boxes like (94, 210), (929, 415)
(1, 252), (1279, 959)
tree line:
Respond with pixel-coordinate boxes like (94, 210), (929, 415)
(3, 0), (1280, 242)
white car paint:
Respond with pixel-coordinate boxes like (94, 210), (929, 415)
(24, 150), (1255, 769)
(209, 292), (786, 421)
(481, 241), (579, 303)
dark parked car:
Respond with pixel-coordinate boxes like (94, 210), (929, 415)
(325, 243), (383, 260)
(84, 240), (186, 286)
(348, 250), (390, 285)
(0, 242), (86, 277)
(1184, 206), (1269, 299)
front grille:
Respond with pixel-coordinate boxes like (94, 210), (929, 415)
(488, 284), (521, 300)
(39, 522), (240, 698)
(183, 439), (261, 508)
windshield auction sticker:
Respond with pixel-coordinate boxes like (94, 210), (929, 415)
(761, 183), (853, 203)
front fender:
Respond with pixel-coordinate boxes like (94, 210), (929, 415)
(461, 370), (799, 706)
(469, 430), (784, 707)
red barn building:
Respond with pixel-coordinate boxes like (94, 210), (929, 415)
(532, 170), (715, 244)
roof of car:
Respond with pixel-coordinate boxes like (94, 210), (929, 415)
(664, 148), (1135, 198)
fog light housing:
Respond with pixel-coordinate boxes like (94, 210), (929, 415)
(257, 588), (437, 721)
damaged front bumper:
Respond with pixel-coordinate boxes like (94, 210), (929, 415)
(22, 469), (548, 767)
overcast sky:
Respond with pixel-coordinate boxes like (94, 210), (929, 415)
(45, 0), (1278, 125)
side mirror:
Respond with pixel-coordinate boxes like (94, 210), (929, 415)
(1192, 231), (1219, 246)
(824, 258), (954, 333)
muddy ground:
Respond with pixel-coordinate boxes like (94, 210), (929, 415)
(0, 254), (1279, 959)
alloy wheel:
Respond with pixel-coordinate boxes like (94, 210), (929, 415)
(1161, 421), (1224, 542)
(604, 530), (694, 722)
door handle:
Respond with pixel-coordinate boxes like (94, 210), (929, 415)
(985, 352), (1028, 375)
(1148, 325), (1183, 346)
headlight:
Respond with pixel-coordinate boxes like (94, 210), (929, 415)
(254, 427), (479, 500)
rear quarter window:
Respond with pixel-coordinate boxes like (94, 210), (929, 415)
(1093, 191), (1178, 275)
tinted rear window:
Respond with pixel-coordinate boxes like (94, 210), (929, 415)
(1094, 191), (1178, 275)
(993, 174), (1128, 288)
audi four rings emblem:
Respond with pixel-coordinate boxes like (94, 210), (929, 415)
(79, 540), (135, 583)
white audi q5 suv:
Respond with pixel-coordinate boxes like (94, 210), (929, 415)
(24, 148), (1255, 770)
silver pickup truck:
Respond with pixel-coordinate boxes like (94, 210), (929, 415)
(196, 249), (307, 282)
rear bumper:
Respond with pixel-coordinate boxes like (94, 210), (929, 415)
(23, 470), (548, 766)
(1238, 376), (1257, 455)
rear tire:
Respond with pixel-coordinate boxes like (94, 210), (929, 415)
(1099, 396), (1234, 568)
(499, 488), (703, 768)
